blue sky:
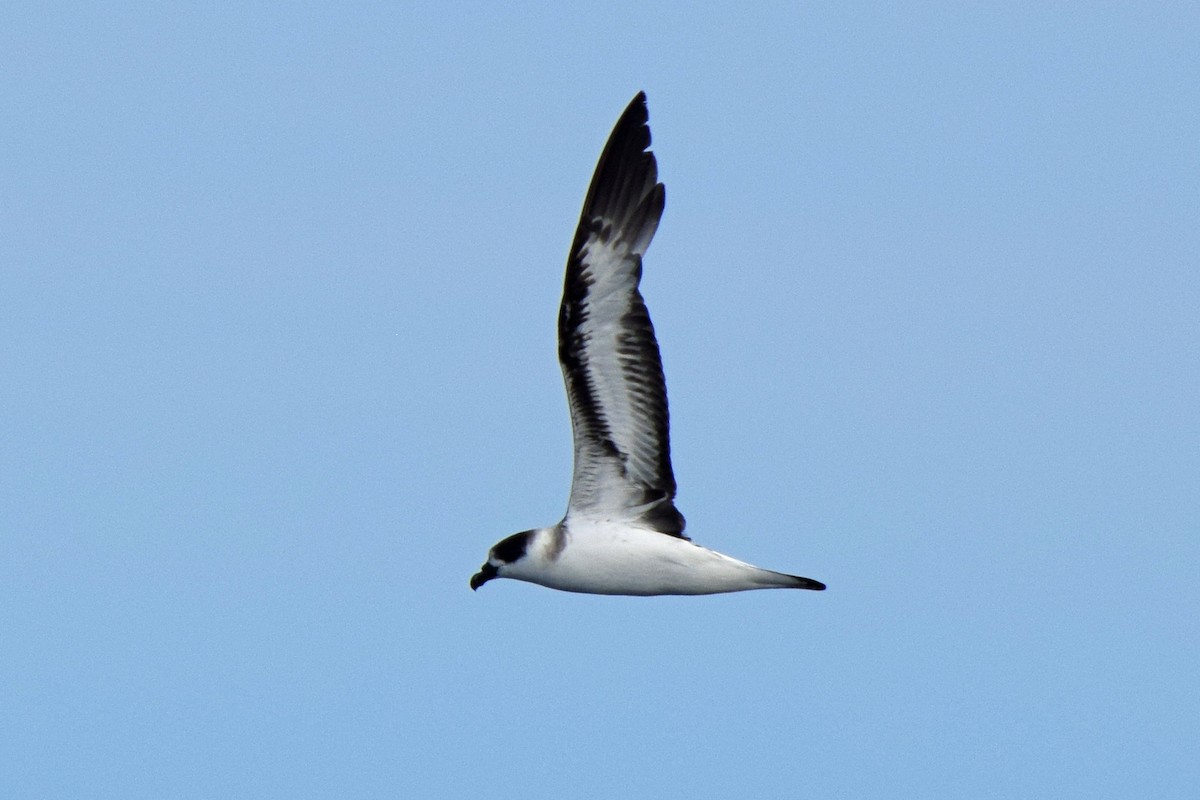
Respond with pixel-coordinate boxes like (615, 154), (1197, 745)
(3, 3), (1197, 798)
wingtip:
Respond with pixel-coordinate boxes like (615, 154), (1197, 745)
(617, 91), (650, 133)
(797, 577), (826, 591)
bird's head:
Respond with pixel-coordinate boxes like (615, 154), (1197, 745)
(470, 529), (534, 590)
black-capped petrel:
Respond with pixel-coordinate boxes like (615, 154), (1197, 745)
(471, 93), (825, 596)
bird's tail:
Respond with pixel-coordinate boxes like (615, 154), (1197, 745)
(790, 574), (826, 591)
(758, 570), (825, 591)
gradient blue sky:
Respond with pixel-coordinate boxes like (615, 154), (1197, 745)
(3, 3), (1197, 798)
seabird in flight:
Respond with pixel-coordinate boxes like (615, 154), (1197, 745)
(471, 93), (825, 596)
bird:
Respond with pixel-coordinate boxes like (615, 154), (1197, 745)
(470, 92), (825, 596)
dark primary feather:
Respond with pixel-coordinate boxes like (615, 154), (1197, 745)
(558, 92), (685, 538)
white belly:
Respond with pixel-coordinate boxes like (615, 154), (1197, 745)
(518, 520), (789, 596)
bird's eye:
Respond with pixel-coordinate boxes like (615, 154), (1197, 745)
(492, 530), (532, 563)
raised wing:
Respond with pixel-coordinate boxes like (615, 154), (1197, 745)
(557, 93), (685, 538)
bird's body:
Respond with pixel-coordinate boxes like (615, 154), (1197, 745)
(471, 93), (824, 597)
(494, 522), (820, 596)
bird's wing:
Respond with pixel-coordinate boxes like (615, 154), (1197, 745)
(557, 93), (685, 538)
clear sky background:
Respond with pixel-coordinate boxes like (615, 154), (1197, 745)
(3, 3), (1197, 798)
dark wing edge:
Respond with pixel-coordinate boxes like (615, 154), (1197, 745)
(557, 92), (686, 538)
